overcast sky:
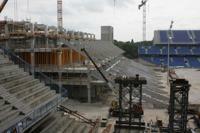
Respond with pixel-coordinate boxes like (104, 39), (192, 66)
(0, 0), (200, 42)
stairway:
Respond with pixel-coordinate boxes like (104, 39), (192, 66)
(0, 48), (62, 132)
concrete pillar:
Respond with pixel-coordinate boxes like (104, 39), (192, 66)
(5, 23), (9, 49)
(31, 23), (35, 49)
(87, 84), (91, 103)
(70, 49), (73, 65)
(58, 72), (62, 95)
(30, 51), (35, 75)
(57, 49), (62, 69)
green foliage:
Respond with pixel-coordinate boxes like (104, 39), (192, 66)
(114, 40), (153, 59)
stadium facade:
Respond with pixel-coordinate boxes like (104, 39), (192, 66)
(139, 30), (200, 68)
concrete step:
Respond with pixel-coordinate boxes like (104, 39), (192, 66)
(0, 63), (14, 68)
(22, 87), (49, 103)
(0, 59), (11, 65)
(23, 87), (50, 103)
(0, 72), (27, 84)
(0, 105), (14, 116)
(0, 110), (19, 124)
(8, 79), (40, 94)
(0, 68), (23, 77)
(83, 126), (91, 133)
(72, 122), (86, 133)
(29, 90), (56, 108)
(51, 116), (70, 133)
(0, 86), (32, 114)
(40, 114), (62, 133)
(0, 65), (19, 73)
(0, 99), (5, 106)
(2, 75), (32, 89)
(66, 121), (80, 133)
(62, 118), (75, 133)
(0, 104), (11, 112)
(15, 83), (44, 98)
(0, 111), (24, 133)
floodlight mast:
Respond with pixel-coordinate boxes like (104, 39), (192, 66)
(167, 20), (174, 85)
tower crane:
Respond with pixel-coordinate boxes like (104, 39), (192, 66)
(138, 0), (148, 41)
(0, 0), (8, 13)
(57, 0), (63, 33)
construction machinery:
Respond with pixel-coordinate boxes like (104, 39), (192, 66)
(0, 0), (8, 13)
(114, 75), (147, 132)
(81, 48), (109, 83)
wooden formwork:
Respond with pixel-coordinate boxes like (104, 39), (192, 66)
(17, 48), (86, 66)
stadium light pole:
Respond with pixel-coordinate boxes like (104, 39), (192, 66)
(167, 21), (174, 85)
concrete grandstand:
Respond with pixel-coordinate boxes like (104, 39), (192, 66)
(139, 30), (200, 68)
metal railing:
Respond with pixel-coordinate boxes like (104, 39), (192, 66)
(0, 46), (67, 132)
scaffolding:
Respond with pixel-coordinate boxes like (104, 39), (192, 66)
(168, 79), (190, 133)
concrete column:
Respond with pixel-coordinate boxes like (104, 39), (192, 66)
(30, 51), (35, 75)
(31, 23), (35, 49)
(78, 53), (81, 63)
(70, 49), (73, 65)
(58, 72), (62, 95)
(57, 50), (62, 69)
(87, 84), (91, 103)
(5, 23), (9, 49)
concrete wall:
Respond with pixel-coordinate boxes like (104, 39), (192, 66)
(101, 26), (114, 42)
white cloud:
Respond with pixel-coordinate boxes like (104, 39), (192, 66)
(0, 0), (200, 42)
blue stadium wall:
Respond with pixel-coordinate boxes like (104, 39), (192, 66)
(139, 30), (200, 68)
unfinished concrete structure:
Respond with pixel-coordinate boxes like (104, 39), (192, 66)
(0, 20), (123, 103)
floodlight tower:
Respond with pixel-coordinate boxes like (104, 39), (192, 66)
(57, 0), (63, 33)
(138, 0), (148, 41)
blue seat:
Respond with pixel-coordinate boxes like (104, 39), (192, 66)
(162, 46), (176, 55)
(188, 58), (200, 68)
(178, 47), (191, 55)
(139, 47), (146, 54)
(147, 46), (161, 54)
(171, 57), (185, 67)
(193, 47), (200, 55)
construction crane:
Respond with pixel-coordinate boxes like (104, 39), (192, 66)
(57, 0), (63, 33)
(138, 0), (148, 41)
(0, 0), (8, 13)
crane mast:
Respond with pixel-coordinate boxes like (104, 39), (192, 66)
(0, 0), (8, 13)
(57, 0), (63, 33)
(139, 0), (148, 41)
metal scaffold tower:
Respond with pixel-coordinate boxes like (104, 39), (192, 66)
(114, 75), (147, 132)
(168, 79), (190, 133)
(138, 0), (148, 41)
(57, 0), (63, 33)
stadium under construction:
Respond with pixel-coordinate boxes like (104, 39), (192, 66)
(1, 0), (200, 133)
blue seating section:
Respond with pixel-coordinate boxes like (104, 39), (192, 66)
(139, 30), (200, 68)
(178, 47), (191, 55)
(188, 58), (200, 67)
(173, 31), (191, 43)
(193, 47), (200, 54)
(171, 57), (185, 67)
(147, 46), (161, 54)
(139, 47), (146, 54)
